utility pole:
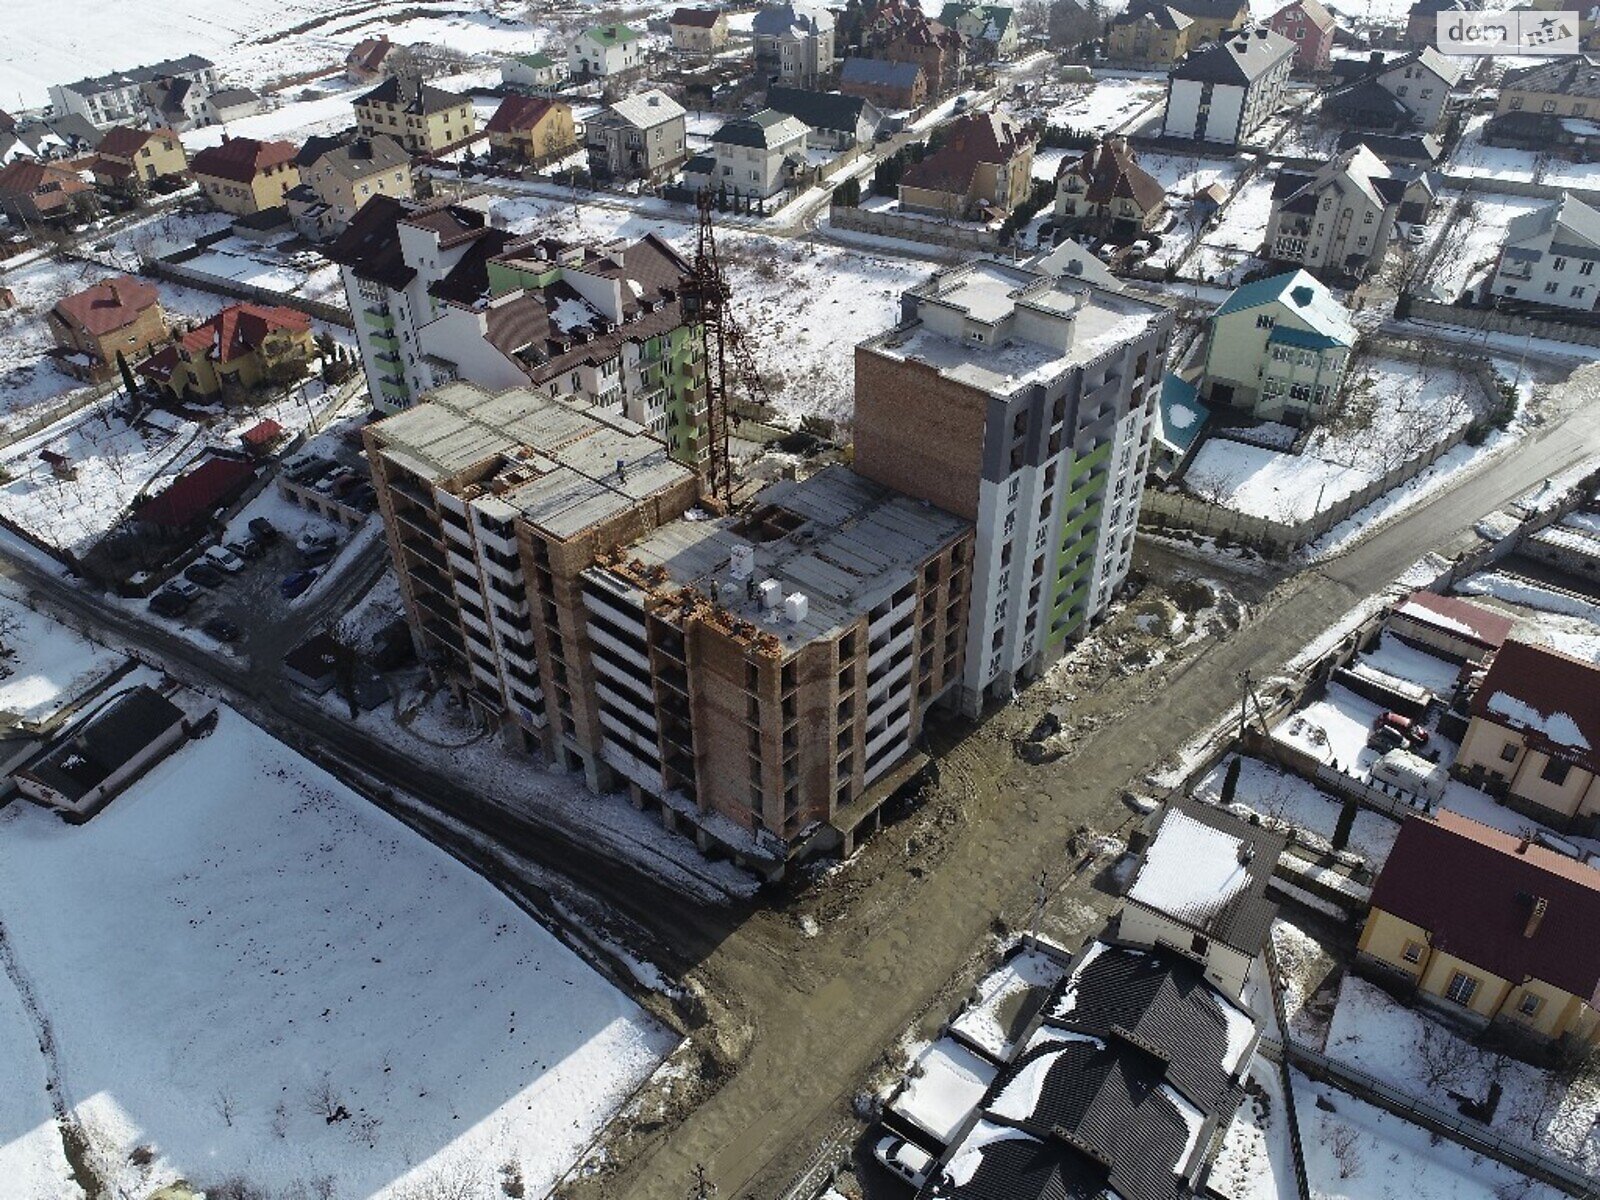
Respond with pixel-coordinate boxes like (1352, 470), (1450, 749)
(1238, 668), (1250, 739)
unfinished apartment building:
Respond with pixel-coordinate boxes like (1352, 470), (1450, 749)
(330, 194), (709, 472)
(855, 260), (1172, 715)
(366, 381), (972, 871)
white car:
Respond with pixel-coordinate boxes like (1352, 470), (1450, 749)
(1399, 222), (1425, 246)
(874, 1135), (933, 1189)
(203, 544), (246, 573)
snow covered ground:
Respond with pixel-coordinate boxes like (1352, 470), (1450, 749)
(1309, 357), (1479, 474)
(0, 962), (80, 1200)
(1184, 438), (1375, 524)
(1456, 570), (1600, 625)
(0, 589), (126, 722)
(1210, 1060), (1296, 1200)
(1424, 190), (1549, 301)
(1017, 77), (1166, 137)
(0, 706), (676, 1199)
(1192, 173), (1273, 285)
(949, 946), (1072, 1061)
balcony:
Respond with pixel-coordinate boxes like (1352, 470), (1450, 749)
(401, 536), (448, 573)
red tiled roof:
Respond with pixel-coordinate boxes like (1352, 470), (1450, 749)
(96, 125), (180, 161)
(137, 344), (180, 383)
(485, 95), (563, 136)
(1469, 639), (1600, 776)
(902, 111), (1032, 196)
(240, 418), (285, 447)
(1371, 810), (1600, 1005)
(179, 303), (312, 364)
(190, 136), (297, 185)
(347, 35), (394, 75)
(135, 456), (256, 529)
(672, 7), (724, 26)
(51, 276), (161, 337)
(1394, 589), (1514, 650)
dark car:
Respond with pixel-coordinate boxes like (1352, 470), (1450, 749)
(249, 516), (279, 543)
(202, 616), (240, 642)
(1367, 724), (1405, 753)
(347, 485), (377, 512)
(184, 562), (225, 588)
(280, 569), (318, 600)
(148, 588), (192, 617)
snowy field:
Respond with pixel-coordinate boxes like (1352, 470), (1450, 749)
(1183, 438), (1375, 525)
(0, 962), (80, 1200)
(1448, 115), (1541, 185)
(0, 707), (675, 1199)
(1192, 174), (1273, 285)
(1017, 76), (1166, 137)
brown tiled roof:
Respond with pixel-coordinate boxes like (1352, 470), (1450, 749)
(179, 303), (311, 364)
(347, 35), (394, 75)
(1372, 810), (1600, 1004)
(672, 7), (724, 26)
(485, 95), (564, 136)
(190, 136), (297, 184)
(95, 125), (180, 161)
(51, 276), (161, 336)
(1057, 137), (1166, 212)
(902, 111), (1031, 195)
(0, 159), (92, 201)
(1393, 590), (1513, 651)
(1469, 639), (1600, 776)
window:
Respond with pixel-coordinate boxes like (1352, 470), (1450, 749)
(1583, 261), (1596, 276)
(1500, 742), (1518, 762)
(1574, 286), (1588, 300)
(1542, 100), (1557, 113)
(1509, 96), (1524, 110)
(1255, 313), (1274, 329)
(1445, 971), (1479, 1007)
(1540, 758), (1571, 785)
(1554, 256), (1569, 271)
(1401, 941), (1424, 965)
(1546, 282), (1561, 295)
(1517, 992), (1543, 1017)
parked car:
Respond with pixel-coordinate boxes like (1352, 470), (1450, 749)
(201, 616), (240, 642)
(1399, 222), (1425, 246)
(873, 1136), (932, 1189)
(329, 471), (365, 498)
(1377, 711), (1429, 747)
(203, 544), (246, 573)
(285, 454), (335, 482)
(148, 588), (192, 617)
(1367, 724), (1405, 753)
(280, 569), (318, 600)
(315, 468), (358, 495)
(228, 537), (263, 561)
(249, 516), (280, 544)
(184, 562), (225, 588)
(166, 577), (203, 601)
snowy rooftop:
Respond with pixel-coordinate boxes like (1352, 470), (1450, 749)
(888, 1037), (998, 1146)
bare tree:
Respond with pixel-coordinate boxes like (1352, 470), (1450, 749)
(308, 1075), (351, 1124)
(214, 1088), (237, 1128)
(1416, 1022), (1474, 1090)
(1327, 1121), (1364, 1179)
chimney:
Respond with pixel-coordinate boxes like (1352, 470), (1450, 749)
(106, 281), (120, 306)
(616, 457), (627, 482)
(1523, 896), (1547, 939)
(1518, 833), (1532, 854)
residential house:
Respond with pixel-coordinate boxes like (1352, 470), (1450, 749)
(898, 110), (1035, 219)
(569, 24), (646, 79)
(1053, 136), (1166, 236)
(1406, 0), (1472, 48)
(327, 195), (710, 462)
(1490, 55), (1600, 155)
(1264, 143), (1421, 279)
(205, 88), (263, 125)
(501, 51), (566, 91)
(1489, 193), (1600, 313)
(684, 109), (809, 200)
(484, 95), (578, 165)
(921, 940), (1259, 1197)
(1358, 809), (1600, 1044)
(1166, 0), (1252, 42)
(0, 159), (96, 226)
(1322, 46), (1463, 133)
(670, 8), (731, 54)
(47, 276), (167, 382)
(854, 261), (1172, 712)
(1453, 639), (1600, 830)
(1048, 0), (1101, 48)
(884, 15), (964, 97)
(1162, 26), (1295, 145)
(1150, 373), (1210, 479)
(1267, 0), (1336, 71)
(753, 2), (838, 87)
(81, 126), (188, 197)
(1385, 589), (1512, 664)
(140, 75), (210, 131)
(765, 86), (883, 148)
(584, 89), (688, 185)
(190, 136), (299, 216)
(1202, 268), (1356, 421)
(346, 35), (397, 84)
(938, 3), (1020, 61)
(13, 686), (189, 821)
(354, 77), (476, 155)
(49, 55), (219, 126)
(1118, 797), (1286, 1000)
(1334, 128), (1445, 164)
(286, 134), (413, 240)
(138, 303), (315, 401)
(1108, 4), (1195, 67)
(0, 115), (101, 166)
(838, 56), (927, 109)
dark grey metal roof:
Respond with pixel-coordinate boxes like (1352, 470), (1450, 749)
(1171, 26), (1293, 84)
(18, 686), (184, 804)
(765, 85), (879, 133)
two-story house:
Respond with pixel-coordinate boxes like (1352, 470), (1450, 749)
(189, 136), (300, 216)
(286, 134), (414, 240)
(346, 35), (397, 84)
(354, 77), (476, 155)
(82, 126), (188, 197)
(502, 51), (566, 91)
(684, 109), (810, 200)
(1108, 4), (1195, 67)
(138, 303), (315, 401)
(765, 86), (883, 149)
(584, 89), (688, 185)
(1202, 269), (1357, 422)
(1053, 137), (1166, 237)
(670, 8), (731, 54)
(0, 159), (96, 225)
(1161, 26), (1295, 145)
(1488, 193), (1600, 312)
(1322, 46), (1463, 133)
(838, 56), (927, 108)
(1359, 809), (1600, 1045)
(484, 95), (578, 165)
(1489, 55), (1600, 155)
(753, 2), (838, 87)
(569, 24), (646, 79)
(1264, 143), (1425, 279)
(899, 110), (1035, 219)
(1266, 0), (1335, 72)
(47, 276), (167, 382)
(1166, 0), (1251, 42)
(1453, 639), (1600, 830)
(937, 3), (1020, 60)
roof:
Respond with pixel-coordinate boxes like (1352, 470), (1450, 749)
(1127, 798), (1284, 953)
(1164, 0), (1249, 17)
(51, 276), (161, 336)
(1270, 0), (1334, 29)
(1214, 269), (1356, 346)
(95, 125), (179, 160)
(1114, 3), (1193, 30)
(1469, 639), (1600, 774)
(1505, 193), (1600, 258)
(1391, 590), (1512, 649)
(1056, 137), (1165, 213)
(326, 195), (493, 289)
(18, 686), (185, 804)
(283, 631), (343, 681)
(346, 35), (394, 74)
(1155, 372), (1208, 453)
(671, 7), (725, 26)
(356, 76), (469, 116)
(178, 303), (311, 364)
(903, 111), (1032, 196)
(1371, 810), (1600, 1004)
(579, 23), (642, 45)
(1334, 129), (1443, 163)
(240, 418), (284, 447)
(509, 51), (558, 69)
(600, 88), (686, 129)
(485, 94), (565, 135)
(208, 88), (260, 109)
(1172, 26), (1295, 85)
(765, 86), (877, 133)
(135, 455), (256, 528)
(938, 2), (1016, 39)
(710, 108), (809, 149)
(753, 1), (835, 37)
(0, 159), (92, 200)
(190, 136), (296, 184)
(58, 55), (214, 97)
(1502, 54), (1600, 102)
(840, 56), (926, 89)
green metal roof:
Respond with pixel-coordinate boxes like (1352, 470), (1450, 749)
(583, 23), (642, 46)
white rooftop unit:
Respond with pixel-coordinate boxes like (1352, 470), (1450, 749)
(729, 541), (755, 580)
(759, 578), (783, 610)
(785, 592), (809, 624)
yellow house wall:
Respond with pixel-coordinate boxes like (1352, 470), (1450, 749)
(1458, 715), (1599, 819)
(1357, 906), (1429, 981)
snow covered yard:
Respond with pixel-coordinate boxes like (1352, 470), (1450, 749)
(1307, 356), (1480, 474)
(1425, 191), (1549, 301)
(0, 707), (677, 1199)
(1448, 115), (1542, 185)
(1182, 438), (1376, 524)
(1210, 1060), (1297, 1200)
(1020, 76), (1166, 137)
(0, 961), (80, 1200)
(0, 588), (126, 723)
(1191, 174), (1273, 284)
(1325, 975), (1600, 1174)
